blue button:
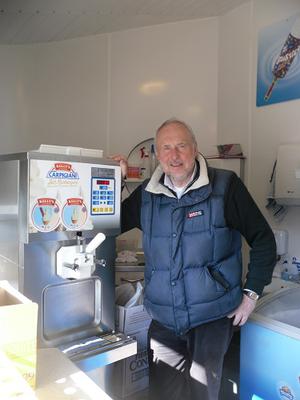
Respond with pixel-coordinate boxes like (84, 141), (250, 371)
(172, 233), (177, 238)
(171, 281), (176, 286)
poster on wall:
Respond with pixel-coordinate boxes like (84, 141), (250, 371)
(256, 13), (300, 107)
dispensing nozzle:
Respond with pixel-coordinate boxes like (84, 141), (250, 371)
(76, 231), (86, 253)
(57, 232), (107, 279)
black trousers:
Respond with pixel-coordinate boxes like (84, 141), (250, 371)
(148, 317), (234, 400)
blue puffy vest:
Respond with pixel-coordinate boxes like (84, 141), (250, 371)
(141, 167), (243, 335)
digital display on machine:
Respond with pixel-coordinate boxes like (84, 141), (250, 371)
(96, 180), (110, 185)
(91, 177), (115, 215)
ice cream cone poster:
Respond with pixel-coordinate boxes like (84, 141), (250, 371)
(31, 198), (61, 232)
(61, 198), (87, 230)
(257, 13), (300, 106)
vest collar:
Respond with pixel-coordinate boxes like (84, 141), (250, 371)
(145, 154), (210, 198)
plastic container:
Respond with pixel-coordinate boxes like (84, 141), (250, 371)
(150, 144), (156, 175)
(139, 147), (151, 179)
(273, 229), (288, 256)
(37, 144), (104, 158)
(281, 256), (300, 282)
(127, 165), (141, 179)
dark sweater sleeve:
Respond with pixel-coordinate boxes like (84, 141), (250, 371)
(121, 184), (142, 233)
(225, 173), (277, 295)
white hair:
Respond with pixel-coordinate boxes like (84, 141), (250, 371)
(155, 118), (197, 147)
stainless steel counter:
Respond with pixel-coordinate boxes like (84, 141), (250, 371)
(36, 348), (114, 400)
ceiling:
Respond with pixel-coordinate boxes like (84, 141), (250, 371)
(0, 0), (250, 45)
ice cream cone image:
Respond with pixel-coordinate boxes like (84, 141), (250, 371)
(265, 17), (300, 101)
(40, 207), (52, 225)
(71, 206), (79, 224)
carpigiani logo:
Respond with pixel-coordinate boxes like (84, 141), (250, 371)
(47, 163), (79, 179)
(47, 163), (79, 186)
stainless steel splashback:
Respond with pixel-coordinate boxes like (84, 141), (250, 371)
(41, 278), (102, 347)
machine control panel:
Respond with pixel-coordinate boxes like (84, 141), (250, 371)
(91, 177), (115, 215)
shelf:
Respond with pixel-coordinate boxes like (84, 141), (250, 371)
(125, 178), (144, 183)
(205, 155), (245, 160)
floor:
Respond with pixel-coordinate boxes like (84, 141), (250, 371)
(128, 330), (241, 400)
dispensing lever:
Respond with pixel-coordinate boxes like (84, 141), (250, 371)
(86, 233), (106, 253)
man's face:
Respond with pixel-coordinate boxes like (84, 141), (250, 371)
(156, 123), (198, 187)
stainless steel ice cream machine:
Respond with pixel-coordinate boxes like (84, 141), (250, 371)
(0, 147), (136, 379)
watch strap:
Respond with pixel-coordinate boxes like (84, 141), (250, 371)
(243, 289), (259, 301)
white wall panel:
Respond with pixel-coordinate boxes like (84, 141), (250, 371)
(218, 0), (300, 258)
(218, 1), (252, 178)
(109, 18), (219, 158)
(0, 46), (32, 153)
(27, 35), (109, 153)
(250, 0), (300, 257)
(0, 35), (109, 155)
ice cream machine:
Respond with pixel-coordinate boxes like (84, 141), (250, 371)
(0, 147), (136, 369)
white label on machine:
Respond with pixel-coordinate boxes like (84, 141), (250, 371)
(29, 160), (116, 233)
(61, 197), (88, 230)
(31, 197), (61, 232)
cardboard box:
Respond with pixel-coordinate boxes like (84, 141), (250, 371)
(117, 321), (150, 398)
(116, 304), (151, 334)
(115, 289), (152, 398)
(0, 281), (38, 389)
(123, 349), (149, 397)
(114, 305), (151, 398)
(0, 350), (37, 399)
(109, 348), (149, 399)
(128, 328), (148, 353)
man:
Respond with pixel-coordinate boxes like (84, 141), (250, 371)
(113, 118), (276, 400)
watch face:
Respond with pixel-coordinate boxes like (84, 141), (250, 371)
(245, 291), (259, 300)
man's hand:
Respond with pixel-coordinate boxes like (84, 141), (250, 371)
(227, 294), (257, 326)
(109, 154), (128, 179)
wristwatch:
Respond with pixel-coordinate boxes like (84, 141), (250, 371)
(243, 289), (259, 301)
